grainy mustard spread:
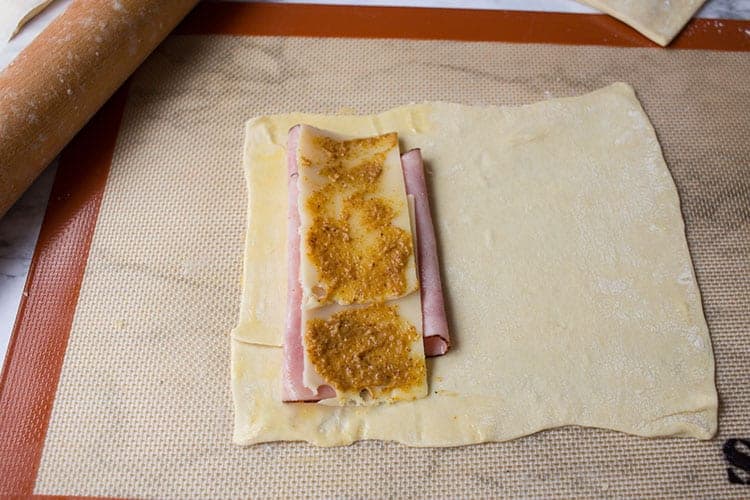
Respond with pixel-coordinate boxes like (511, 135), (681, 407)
(303, 132), (413, 304)
(305, 303), (424, 394)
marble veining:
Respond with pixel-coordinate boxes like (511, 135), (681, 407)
(699, 0), (750, 19)
(0, 0), (748, 365)
(0, 164), (56, 365)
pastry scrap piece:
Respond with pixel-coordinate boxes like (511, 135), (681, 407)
(578, 0), (706, 46)
(0, 0), (55, 41)
(285, 125), (429, 405)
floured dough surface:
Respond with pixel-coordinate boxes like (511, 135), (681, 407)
(233, 83), (717, 446)
(579, 0), (705, 46)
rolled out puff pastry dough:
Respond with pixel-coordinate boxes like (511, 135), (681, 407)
(579, 0), (706, 46)
(0, 0), (55, 41)
(232, 83), (717, 447)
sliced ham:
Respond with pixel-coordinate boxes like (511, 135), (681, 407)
(281, 126), (335, 402)
(282, 132), (450, 402)
(401, 149), (451, 356)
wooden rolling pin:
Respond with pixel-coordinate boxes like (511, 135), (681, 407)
(0, 0), (199, 217)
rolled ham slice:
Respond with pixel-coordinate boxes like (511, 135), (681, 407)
(401, 149), (451, 356)
(281, 132), (450, 402)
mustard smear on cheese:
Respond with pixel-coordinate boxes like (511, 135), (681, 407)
(297, 126), (427, 405)
(305, 303), (425, 401)
(297, 128), (418, 309)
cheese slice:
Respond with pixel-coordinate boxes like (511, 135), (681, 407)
(302, 291), (427, 405)
(295, 126), (427, 405)
(296, 125), (418, 308)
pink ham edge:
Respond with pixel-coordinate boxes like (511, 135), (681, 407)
(281, 125), (335, 402)
(401, 148), (451, 356)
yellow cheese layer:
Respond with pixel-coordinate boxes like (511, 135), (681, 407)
(297, 126), (418, 308)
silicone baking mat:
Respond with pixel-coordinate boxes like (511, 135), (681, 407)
(1, 2), (749, 498)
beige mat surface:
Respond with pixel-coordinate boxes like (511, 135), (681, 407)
(35, 35), (749, 498)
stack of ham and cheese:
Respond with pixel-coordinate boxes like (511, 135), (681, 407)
(282, 125), (450, 405)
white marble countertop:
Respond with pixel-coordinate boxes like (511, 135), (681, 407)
(1, 0), (749, 366)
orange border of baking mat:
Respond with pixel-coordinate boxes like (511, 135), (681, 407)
(175, 2), (750, 50)
(1, 2), (748, 497)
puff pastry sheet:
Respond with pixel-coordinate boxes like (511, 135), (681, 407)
(233, 83), (717, 447)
